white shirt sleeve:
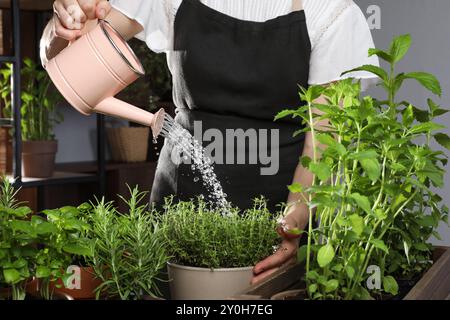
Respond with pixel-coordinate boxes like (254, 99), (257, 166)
(109, 0), (172, 53)
(307, 0), (380, 90)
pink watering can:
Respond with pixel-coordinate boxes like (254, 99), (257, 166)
(46, 20), (165, 138)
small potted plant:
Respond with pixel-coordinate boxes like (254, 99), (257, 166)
(84, 186), (169, 300)
(0, 177), (35, 300)
(41, 205), (97, 300)
(0, 177), (88, 300)
(161, 197), (280, 300)
(274, 34), (449, 300)
(108, 39), (173, 163)
(0, 58), (63, 178)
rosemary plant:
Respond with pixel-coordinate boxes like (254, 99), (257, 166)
(84, 186), (169, 300)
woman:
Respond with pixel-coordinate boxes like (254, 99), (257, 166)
(42, 0), (379, 284)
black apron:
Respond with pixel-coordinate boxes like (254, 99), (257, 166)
(151, 0), (311, 212)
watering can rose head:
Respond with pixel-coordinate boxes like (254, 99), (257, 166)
(45, 19), (166, 138)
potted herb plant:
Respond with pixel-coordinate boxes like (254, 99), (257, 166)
(0, 58), (63, 178)
(84, 186), (169, 300)
(108, 39), (173, 163)
(161, 197), (280, 300)
(41, 205), (98, 300)
(270, 34), (449, 300)
(0, 177), (34, 300)
(0, 177), (89, 300)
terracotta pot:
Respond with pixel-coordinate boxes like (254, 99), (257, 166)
(167, 262), (253, 300)
(271, 289), (307, 300)
(50, 266), (102, 300)
(1, 278), (41, 300)
(22, 140), (58, 178)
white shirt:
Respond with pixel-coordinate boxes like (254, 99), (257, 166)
(110, 0), (380, 89)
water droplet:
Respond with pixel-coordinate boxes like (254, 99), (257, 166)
(158, 115), (230, 214)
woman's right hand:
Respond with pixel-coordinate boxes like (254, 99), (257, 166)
(53, 0), (112, 41)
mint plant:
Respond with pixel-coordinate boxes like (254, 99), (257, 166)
(276, 34), (449, 300)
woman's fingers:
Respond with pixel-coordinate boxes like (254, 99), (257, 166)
(54, 1), (75, 29)
(253, 240), (297, 275)
(250, 268), (278, 285)
(78, 0), (97, 20)
(66, 3), (87, 27)
(251, 256), (297, 285)
(53, 0), (111, 40)
(96, 0), (112, 19)
(53, 15), (81, 41)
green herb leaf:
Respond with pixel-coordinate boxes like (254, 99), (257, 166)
(389, 34), (411, 63)
(434, 133), (450, 150)
(349, 150), (378, 160)
(360, 158), (381, 182)
(297, 245), (308, 263)
(341, 65), (388, 82)
(288, 183), (303, 194)
(325, 279), (339, 293)
(36, 266), (51, 278)
(370, 239), (389, 254)
(316, 133), (336, 146)
(383, 276), (399, 295)
(349, 214), (364, 237)
(413, 243), (430, 252)
(309, 283), (318, 294)
(3, 268), (21, 284)
(346, 266), (356, 279)
(402, 104), (414, 127)
(368, 48), (393, 63)
(35, 222), (58, 234)
(309, 162), (331, 182)
(410, 122), (446, 134)
(317, 244), (335, 268)
(350, 193), (372, 215)
(9, 220), (33, 234)
(63, 244), (92, 257)
(274, 109), (296, 121)
(402, 72), (442, 96)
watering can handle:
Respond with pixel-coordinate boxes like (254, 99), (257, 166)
(95, 97), (165, 138)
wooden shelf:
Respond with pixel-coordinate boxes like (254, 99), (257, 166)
(0, 0), (53, 11)
(55, 161), (158, 173)
(8, 171), (97, 187)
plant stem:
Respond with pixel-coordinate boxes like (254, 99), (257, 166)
(305, 101), (317, 277)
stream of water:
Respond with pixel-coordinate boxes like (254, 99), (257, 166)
(159, 114), (230, 212)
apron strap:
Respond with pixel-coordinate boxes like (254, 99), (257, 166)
(292, 0), (303, 11)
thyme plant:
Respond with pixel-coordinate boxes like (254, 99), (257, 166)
(277, 35), (449, 300)
(160, 197), (280, 269)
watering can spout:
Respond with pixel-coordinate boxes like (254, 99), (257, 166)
(95, 98), (165, 138)
(45, 20), (166, 138)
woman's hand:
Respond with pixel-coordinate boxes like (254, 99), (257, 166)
(53, 0), (111, 41)
(251, 210), (303, 285)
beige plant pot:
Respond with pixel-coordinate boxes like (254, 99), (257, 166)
(167, 262), (253, 300)
(106, 127), (149, 163)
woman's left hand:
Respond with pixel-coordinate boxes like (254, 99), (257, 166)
(251, 213), (302, 285)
